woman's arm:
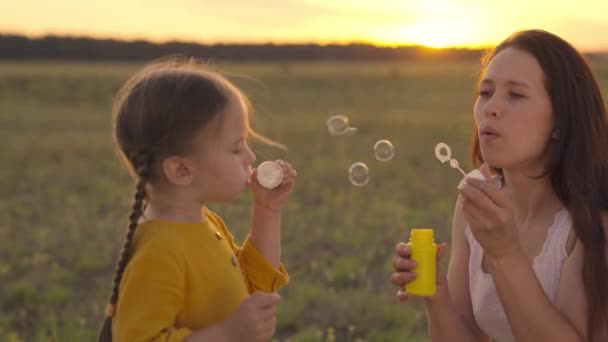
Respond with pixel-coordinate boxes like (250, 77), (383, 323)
(426, 196), (490, 342)
(459, 176), (585, 342)
(554, 235), (589, 340)
(486, 245), (584, 342)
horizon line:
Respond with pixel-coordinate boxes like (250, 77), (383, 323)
(4, 31), (608, 54)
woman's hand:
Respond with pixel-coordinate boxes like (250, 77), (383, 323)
(391, 242), (449, 301)
(457, 164), (521, 260)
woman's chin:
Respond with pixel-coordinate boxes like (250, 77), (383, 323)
(480, 155), (505, 169)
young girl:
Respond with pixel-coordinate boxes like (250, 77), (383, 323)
(391, 30), (608, 341)
(97, 58), (297, 342)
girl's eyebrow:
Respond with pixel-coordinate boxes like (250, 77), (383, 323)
(231, 136), (245, 145)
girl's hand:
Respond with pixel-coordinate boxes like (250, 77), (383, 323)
(250, 160), (296, 212)
(391, 242), (449, 301)
(220, 292), (281, 342)
(457, 163), (521, 260)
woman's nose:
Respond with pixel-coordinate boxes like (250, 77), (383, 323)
(483, 95), (503, 118)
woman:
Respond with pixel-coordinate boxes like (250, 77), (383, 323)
(391, 29), (608, 341)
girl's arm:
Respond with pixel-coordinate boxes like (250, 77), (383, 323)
(249, 206), (282, 267)
(208, 210), (289, 293)
(249, 160), (296, 268)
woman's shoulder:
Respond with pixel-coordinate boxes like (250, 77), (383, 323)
(563, 209), (608, 257)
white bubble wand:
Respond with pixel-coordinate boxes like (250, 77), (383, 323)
(434, 142), (488, 182)
(434, 143), (467, 176)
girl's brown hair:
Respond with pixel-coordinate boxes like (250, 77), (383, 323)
(471, 30), (608, 340)
(98, 58), (278, 341)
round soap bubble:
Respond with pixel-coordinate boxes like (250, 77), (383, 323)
(349, 162), (369, 187)
(327, 115), (357, 136)
(256, 161), (283, 189)
(374, 139), (395, 162)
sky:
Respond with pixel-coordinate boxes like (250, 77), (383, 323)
(2, 0), (608, 51)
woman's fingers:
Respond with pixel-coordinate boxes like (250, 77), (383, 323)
(393, 255), (417, 271)
(391, 272), (417, 286)
(396, 288), (410, 301)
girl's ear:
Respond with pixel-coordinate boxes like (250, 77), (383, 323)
(161, 156), (195, 186)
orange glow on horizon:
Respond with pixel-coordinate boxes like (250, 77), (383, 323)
(1, 0), (608, 52)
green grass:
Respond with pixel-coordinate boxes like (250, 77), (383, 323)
(1, 60), (607, 341)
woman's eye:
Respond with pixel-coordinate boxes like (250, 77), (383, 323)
(479, 90), (491, 97)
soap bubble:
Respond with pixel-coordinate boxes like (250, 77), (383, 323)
(349, 162), (369, 187)
(374, 139), (395, 162)
(327, 115), (356, 136)
(256, 161), (283, 189)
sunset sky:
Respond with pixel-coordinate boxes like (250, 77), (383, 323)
(2, 0), (608, 51)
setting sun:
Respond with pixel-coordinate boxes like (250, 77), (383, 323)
(384, 20), (481, 48)
(396, 1), (479, 48)
(368, 0), (494, 49)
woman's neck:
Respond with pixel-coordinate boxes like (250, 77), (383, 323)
(502, 168), (563, 228)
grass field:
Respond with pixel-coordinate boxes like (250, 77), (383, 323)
(1, 59), (607, 341)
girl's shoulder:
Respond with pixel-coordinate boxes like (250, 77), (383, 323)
(203, 208), (229, 230)
(132, 220), (190, 255)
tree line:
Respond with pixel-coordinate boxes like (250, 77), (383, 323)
(0, 34), (487, 61)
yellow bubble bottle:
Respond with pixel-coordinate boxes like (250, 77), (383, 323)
(405, 228), (437, 296)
